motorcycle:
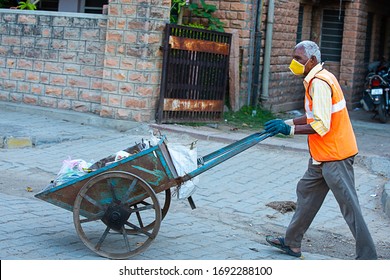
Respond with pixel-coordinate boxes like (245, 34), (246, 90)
(361, 61), (390, 123)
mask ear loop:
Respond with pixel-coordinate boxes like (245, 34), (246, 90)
(304, 57), (312, 67)
(303, 56), (316, 74)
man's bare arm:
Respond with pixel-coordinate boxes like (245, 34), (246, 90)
(292, 115), (317, 135)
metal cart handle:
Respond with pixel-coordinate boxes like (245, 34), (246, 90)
(182, 131), (272, 182)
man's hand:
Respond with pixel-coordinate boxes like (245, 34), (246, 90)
(264, 119), (292, 136)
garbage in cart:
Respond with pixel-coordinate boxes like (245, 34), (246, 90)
(53, 157), (94, 186)
(50, 134), (199, 199)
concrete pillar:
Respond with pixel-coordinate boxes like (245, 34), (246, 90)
(58, 0), (80, 13)
(100, 0), (171, 122)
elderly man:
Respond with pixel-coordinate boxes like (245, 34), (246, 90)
(264, 40), (377, 260)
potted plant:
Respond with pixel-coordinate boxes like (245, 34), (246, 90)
(170, 0), (225, 32)
(17, 0), (39, 10)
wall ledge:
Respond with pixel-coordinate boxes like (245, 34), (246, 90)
(0, 8), (107, 19)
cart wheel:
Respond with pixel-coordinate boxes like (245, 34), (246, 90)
(125, 188), (171, 235)
(73, 171), (162, 259)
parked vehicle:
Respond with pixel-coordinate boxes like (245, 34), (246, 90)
(361, 61), (390, 123)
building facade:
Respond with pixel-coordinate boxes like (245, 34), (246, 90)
(0, 0), (389, 122)
(253, 0), (390, 112)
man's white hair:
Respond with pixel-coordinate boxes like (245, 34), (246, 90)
(295, 40), (321, 63)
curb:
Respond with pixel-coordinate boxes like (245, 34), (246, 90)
(0, 135), (84, 149)
(2, 136), (33, 149)
(150, 123), (250, 143)
(150, 123), (309, 152)
(0, 101), (140, 132)
(382, 182), (390, 218)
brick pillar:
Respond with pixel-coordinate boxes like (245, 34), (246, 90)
(101, 0), (170, 122)
(339, 0), (368, 108)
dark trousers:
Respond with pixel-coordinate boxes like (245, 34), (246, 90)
(285, 156), (378, 260)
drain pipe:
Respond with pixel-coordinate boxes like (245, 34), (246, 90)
(261, 0), (275, 102)
(246, 0), (260, 106)
(250, 0), (264, 107)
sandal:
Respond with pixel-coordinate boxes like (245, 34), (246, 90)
(265, 235), (302, 258)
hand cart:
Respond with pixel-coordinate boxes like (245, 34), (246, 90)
(35, 131), (271, 259)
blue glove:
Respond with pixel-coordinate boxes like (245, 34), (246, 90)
(264, 119), (291, 136)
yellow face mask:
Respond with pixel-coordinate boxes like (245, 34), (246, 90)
(289, 58), (308, 76)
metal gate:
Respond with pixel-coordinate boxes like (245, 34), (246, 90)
(157, 24), (232, 123)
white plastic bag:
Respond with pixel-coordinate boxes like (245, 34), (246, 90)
(115, 150), (130, 161)
(167, 143), (199, 199)
(54, 157), (92, 186)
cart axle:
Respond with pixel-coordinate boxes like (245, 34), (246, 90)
(102, 204), (131, 231)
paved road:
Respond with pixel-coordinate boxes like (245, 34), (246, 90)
(0, 102), (389, 262)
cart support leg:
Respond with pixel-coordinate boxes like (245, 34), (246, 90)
(187, 196), (196, 209)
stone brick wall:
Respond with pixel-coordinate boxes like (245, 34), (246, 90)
(0, 10), (107, 113)
(0, 0), (170, 122)
(340, 0), (369, 107)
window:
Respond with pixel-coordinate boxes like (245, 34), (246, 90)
(320, 9), (345, 62)
(35, 0), (108, 14)
(38, 0), (59, 11)
(296, 5), (304, 44)
(84, 0), (108, 14)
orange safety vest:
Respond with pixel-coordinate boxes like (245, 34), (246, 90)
(305, 69), (358, 162)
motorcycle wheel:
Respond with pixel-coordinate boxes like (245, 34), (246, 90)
(378, 99), (388, 123)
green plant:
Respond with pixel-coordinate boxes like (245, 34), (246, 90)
(188, 0), (225, 32)
(172, 0), (187, 15)
(224, 106), (275, 130)
(170, 0), (188, 24)
(17, 0), (39, 10)
(180, 106), (276, 131)
(184, 22), (206, 29)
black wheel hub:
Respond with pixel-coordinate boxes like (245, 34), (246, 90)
(101, 204), (131, 231)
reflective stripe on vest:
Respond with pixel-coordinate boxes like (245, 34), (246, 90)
(305, 97), (346, 119)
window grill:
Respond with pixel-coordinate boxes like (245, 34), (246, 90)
(157, 24), (231, 124)
(364, 13), (374, 63)
(321, 9), (345, 62)
(296, 5), (304, 44)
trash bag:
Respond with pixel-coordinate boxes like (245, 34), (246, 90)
(114, 150), (131, 162)
(54, 157), (92, 186)
(167, 143), (199, 200)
